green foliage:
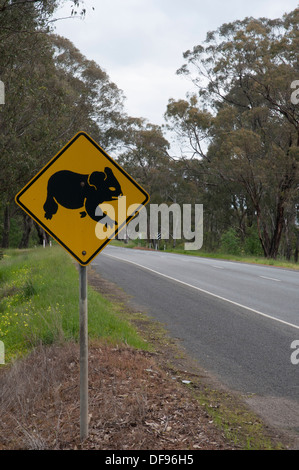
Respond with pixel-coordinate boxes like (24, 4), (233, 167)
(167, 7), (299, 260)
(0, 1), (136, 250)
(220, 227), (263, 257)
(0, 246), (148, 362)
(220, 228), (241, 255)
(243, 227), (264, 257)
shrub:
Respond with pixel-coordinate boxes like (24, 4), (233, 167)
(244, 226), (263, 256)
(220, 228), (241, 255)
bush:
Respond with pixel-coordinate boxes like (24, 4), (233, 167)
(244, 226), (263, 256)
(220, 228), (241, 255)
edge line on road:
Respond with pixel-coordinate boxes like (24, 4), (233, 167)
(259, 276), (281, 282)
(102, 252), (299, 331)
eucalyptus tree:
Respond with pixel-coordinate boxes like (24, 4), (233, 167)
(0, 1), (126, 247)
(51, 35), (126, 152)
(0, 0), (58, 247)
(167, 8), (299, 258)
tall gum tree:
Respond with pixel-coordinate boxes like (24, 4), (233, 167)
(171, 8), (299, 258)
(0, 1), (126, 247)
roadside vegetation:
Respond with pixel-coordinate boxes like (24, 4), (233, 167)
(0, 245), (147, 363)
(111, 239), (299, 271)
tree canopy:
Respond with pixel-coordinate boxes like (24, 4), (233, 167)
(166, 8), (299, 258)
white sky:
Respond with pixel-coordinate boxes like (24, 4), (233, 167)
(54, 0), (299, 127)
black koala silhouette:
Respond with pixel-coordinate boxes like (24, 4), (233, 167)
(43, 167), (123, 227)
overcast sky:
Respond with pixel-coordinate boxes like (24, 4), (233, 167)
(54, 0), (299, 127)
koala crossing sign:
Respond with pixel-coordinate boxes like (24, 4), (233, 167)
(15, 132), (150, 265)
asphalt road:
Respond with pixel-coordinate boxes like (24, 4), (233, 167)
(92, 245), (299, 437)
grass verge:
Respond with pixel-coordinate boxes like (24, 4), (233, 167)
(0, 245), (147, 362)
(110, 240), (299, 270)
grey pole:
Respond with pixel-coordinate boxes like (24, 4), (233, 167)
(79, 264), (88, 441)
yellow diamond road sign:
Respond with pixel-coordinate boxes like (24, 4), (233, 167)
(15, 132), (150, 265)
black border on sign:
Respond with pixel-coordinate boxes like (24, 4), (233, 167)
(15, 131), (150, 266)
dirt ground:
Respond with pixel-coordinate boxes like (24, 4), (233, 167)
(0, 266), (288, 450)
(0, 341), (239, 450)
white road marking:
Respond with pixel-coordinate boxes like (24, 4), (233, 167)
(259, 276), (281, 282)
(102, 253), (299, 331)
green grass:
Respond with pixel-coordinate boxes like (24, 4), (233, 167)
(192, 386), (284, 450)
(0, 246), (148, 363)
(110, 239), (299, 270)
(172, 249), (299, 270)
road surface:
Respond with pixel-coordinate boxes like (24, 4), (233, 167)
(92, 245), (299, 437)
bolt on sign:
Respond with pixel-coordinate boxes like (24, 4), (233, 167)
(15, 132), (150, 265)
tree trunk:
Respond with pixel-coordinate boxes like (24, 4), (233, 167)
(284, 217), (292, 261)
(268, 203), (285, 259)
(1, 203), (10, 248)
(256, 198), (286, 259)
(34, 222), (50, 245)
(19, 214), (33, 249)
(294, 231), (299, 263)
(256, 207), (269, 258)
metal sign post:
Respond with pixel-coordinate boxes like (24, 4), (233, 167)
(79, 264), (88, 441)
